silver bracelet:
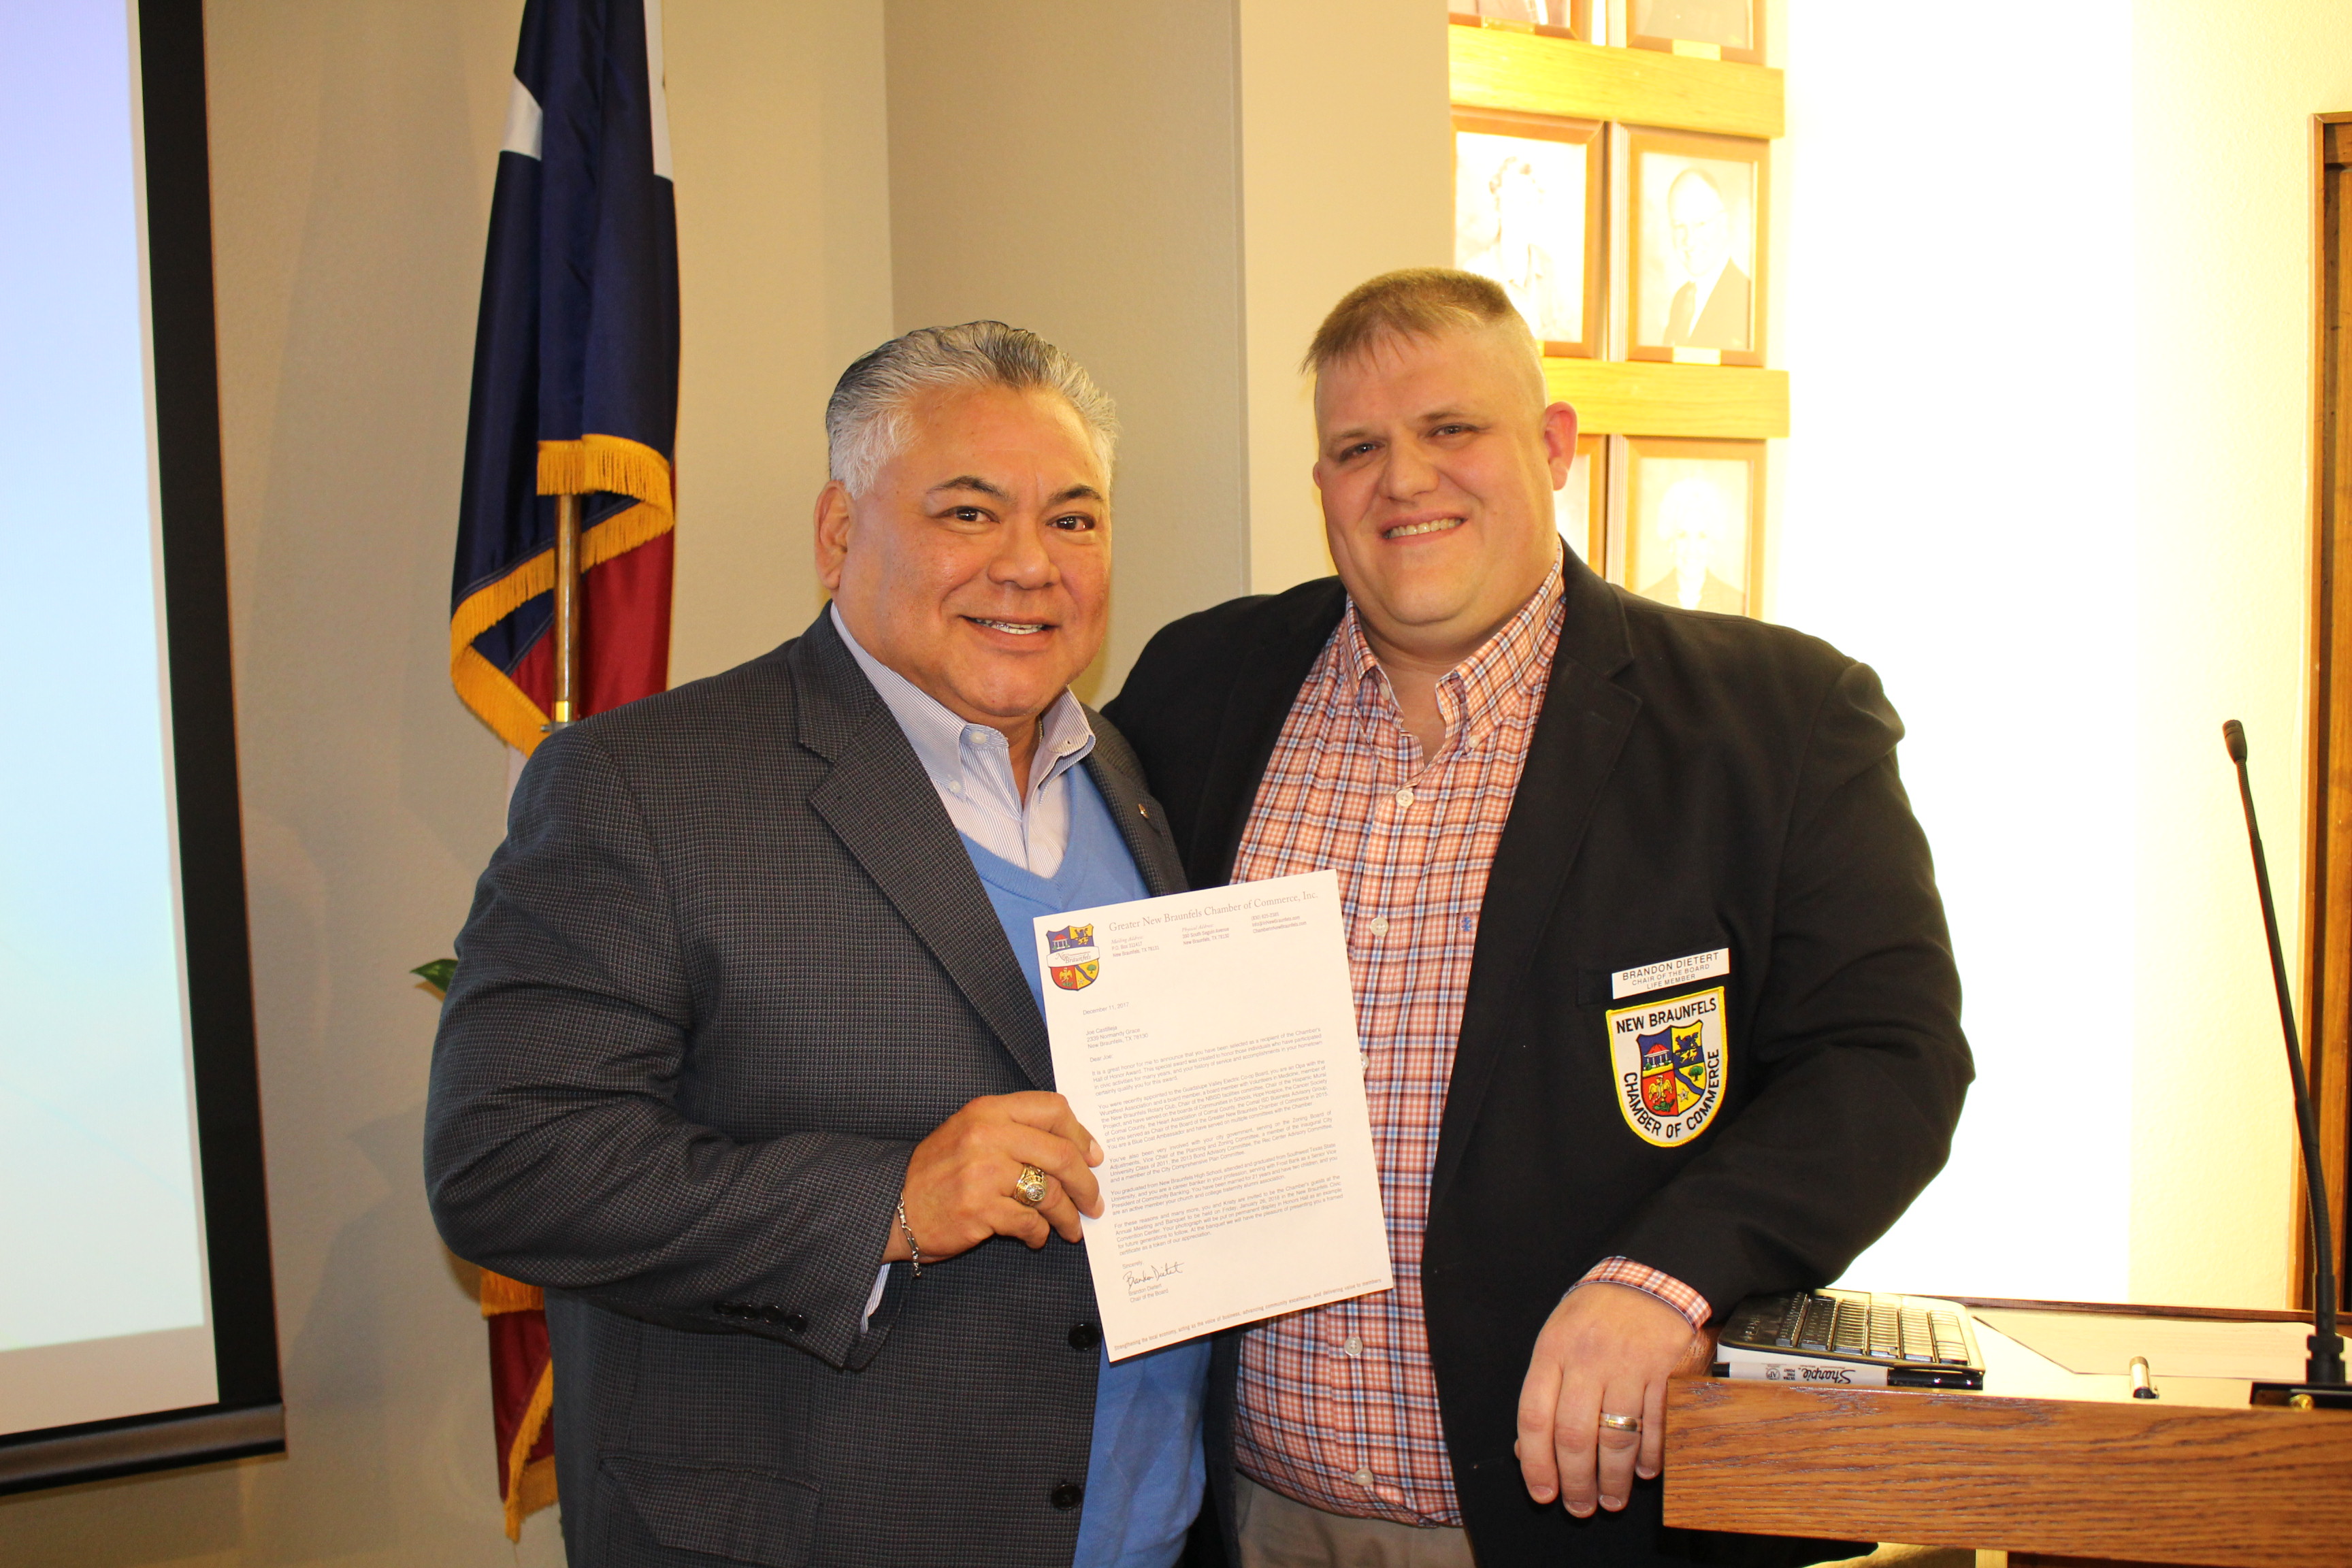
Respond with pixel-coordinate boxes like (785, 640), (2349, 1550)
(896, 1200), (923, 1277)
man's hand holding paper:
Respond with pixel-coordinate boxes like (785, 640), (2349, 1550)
(889, 1090), (1105, 1260)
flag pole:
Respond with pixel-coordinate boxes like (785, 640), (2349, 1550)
(550, 492), (582, 728)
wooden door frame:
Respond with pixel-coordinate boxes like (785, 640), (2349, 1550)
(2297, 112), (2352, 1316)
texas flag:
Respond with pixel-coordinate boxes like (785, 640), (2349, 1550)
(447, 0), (678, 1539)
(451, 0), (678, 758)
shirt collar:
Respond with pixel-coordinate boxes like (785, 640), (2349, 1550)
(1333, 547), (1567, 749)
(830, 602), (1096, 796)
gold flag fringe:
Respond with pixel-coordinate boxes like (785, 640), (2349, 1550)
(502, 1360), (557, 1542)
(447, 434), (676, 755)
(479, 1269), (545, 1317)
(481, 1269), (555, 1540)
(535, 433), (674, 510)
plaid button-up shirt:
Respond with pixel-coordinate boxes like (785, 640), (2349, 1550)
(1228, 559), (1707, 1525)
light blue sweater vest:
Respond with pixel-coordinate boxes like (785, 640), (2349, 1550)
(958, 766), (1210, 1568)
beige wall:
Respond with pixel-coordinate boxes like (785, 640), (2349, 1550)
(1236, 0), (1452, 596)
(883, 0), (1452, 692)
(883, 0), (1251, 700)
(0, 3), (892, 1563)
(668, 1), (893, 682)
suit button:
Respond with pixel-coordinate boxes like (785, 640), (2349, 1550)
(759, 1306), (785, 1325)
(1049, 1482), (1084, 1510)
(1068, 1322), (1101, 1351)
(784, 1311), (808, 1333)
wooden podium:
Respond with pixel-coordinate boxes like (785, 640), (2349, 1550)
(1662, 1301), (2352, 1568)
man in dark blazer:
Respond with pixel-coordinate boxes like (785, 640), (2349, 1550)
(427, 323), (1209, 1567)
(1105, 270), (1969, 1567)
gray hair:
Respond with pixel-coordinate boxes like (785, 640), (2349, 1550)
(825, 321), (1118, 494)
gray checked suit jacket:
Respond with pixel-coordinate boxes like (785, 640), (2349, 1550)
(425, 610), (1188, 1568)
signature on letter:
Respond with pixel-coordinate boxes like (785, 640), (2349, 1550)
(1123, 1260), (1184, 1290)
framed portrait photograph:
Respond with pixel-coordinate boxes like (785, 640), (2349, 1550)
(1622, 0), (1761, 63)
(1619, 437), (1763, 617)
(1452, 0), (1592, 41)
(1618, 127), (1767, 367)
(1554, 431), (1609, 568)
(1454, 110), (1605, 358)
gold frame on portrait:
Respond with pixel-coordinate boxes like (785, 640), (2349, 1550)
(2299, 112), (2352, 1318)
(1554, 429), (1611, 571)
(1615, 125), (1768, 370)
(1614, 435), (1765, 618)
(1450, 1), (1597, 45)
(1619, 0), (1763, 65)
(1453, 108), (1607, 359)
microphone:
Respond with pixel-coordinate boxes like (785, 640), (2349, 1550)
(2222, 720), (2347, 1400)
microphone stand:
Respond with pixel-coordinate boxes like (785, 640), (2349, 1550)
(2223, 719), (2351, 1407)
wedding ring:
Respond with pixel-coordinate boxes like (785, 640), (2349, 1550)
(1597, 1411), (1642, 1434)
(1013, 1164), (1049, 1207)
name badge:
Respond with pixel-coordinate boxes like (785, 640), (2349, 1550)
(1611, 947), (1730, 1000)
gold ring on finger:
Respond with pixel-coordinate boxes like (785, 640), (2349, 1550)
(1013, 1164), (1049, 1207)
(1597, 1411), (1642, 1433)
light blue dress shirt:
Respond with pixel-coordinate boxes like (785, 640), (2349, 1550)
(832, 604), (1095, 875)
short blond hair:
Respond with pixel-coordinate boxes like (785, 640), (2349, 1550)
(1301, 267), (1539, 374)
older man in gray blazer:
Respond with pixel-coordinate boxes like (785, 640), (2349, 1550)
(426, 323), (1209, 1568)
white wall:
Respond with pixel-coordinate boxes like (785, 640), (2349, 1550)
(1780, 0), (2138, 1304)
(1788, 0), (2352, 1309)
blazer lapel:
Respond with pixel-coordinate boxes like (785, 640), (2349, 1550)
(1431, 563), (1641, 1211)
(1192, 581), (1348, 887)
(792, 616), (1058, 1091)
(1083, 739), (1188, 899)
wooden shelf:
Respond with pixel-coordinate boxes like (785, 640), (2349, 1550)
(1665, 1375), (2352, 1568)
(1450, 24), (1784, 140)
(1544, 359), (1787, 439)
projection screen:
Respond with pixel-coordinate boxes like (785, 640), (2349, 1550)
(0, 0), (282, 1493)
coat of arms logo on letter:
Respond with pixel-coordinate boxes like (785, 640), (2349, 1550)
(1045, 924), (1100, 992)
(1605, 985), (1728, 1146)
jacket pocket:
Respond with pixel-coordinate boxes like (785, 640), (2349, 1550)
(603, 1455), (819, 1567)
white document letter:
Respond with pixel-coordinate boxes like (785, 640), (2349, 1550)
(1035, 870), (1393, 1360)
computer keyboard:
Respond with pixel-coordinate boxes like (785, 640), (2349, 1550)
(1714, 1289), (1986, 1389)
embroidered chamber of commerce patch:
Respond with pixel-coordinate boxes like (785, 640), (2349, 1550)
(1045, 924), (1100, 992)
(1605, 985), (1728, 1146)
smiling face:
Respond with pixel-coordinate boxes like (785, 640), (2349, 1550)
(1311, 323), (1576, 672)
(816, 382), (1110, 740)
